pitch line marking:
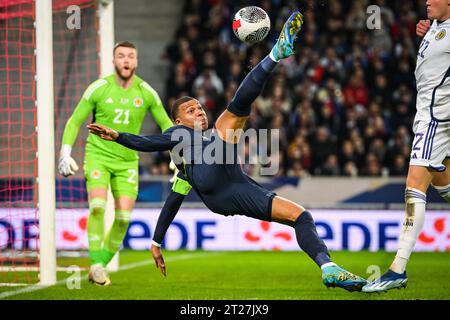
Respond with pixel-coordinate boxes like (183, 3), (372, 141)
(0, 252), (224, 299)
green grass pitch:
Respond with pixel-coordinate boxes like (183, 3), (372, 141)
(0, 250), (449, 300)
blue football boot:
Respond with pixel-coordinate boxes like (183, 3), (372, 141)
(362, 269), (407, 293)
(322, 264), (368, 292)
(271, 11), (304, 60)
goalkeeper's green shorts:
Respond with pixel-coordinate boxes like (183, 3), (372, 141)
(84, 154), (139, 199)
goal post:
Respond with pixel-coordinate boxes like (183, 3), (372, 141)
(35, 0), (57, 286)
(1, 0), (119, 286)
(98, 0), (119, 272)
(36, 0), (118, 283)
(1, 0), (110, 286)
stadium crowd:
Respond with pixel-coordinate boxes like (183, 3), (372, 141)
(149, 0), (425, 178)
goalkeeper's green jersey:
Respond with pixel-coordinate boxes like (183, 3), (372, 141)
(62, 74), (173, 161)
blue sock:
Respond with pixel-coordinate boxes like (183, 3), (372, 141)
(227, 55), (278, 117)
(293, 211), (332, 268)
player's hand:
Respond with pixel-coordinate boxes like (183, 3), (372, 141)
(58, 145), (79, 177)
(416, 19), (430, 37)
(151, 244), (166, 276)
(58, 155), (79, 177)
(87, 123), (119, 141)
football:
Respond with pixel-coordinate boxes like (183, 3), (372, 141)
(232, 6), (271, 44)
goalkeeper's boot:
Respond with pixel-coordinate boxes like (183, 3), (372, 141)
(362, 269), (407, 293)
(88, 264), (112, 286)
(322, 264), (367, 292)
(271, 11), (304, 60)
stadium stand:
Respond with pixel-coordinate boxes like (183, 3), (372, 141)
(152, 0), (425, 179)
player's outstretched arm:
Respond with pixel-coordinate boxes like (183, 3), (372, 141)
(59, 80), (106, 177)
(416, 19), (430, 37)
(87, 123), (119, 140)
(59, 99), (94, 177)
(87, 123), (177, 152)
(151, 181), (189, 276)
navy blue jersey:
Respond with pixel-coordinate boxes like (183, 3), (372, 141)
(116, 126), (275, 220)
(130, 54), (281, 244)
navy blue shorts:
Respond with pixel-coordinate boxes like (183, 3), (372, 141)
(186, 163), (276, 221)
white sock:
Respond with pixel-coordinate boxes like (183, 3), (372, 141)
(320, 262), (337, 270)
(390, 187), (426, 274)
(269, 50), (280, 62)
(432, 183), (450, 203)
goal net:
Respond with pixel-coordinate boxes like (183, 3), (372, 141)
(0, 0), (99, 286)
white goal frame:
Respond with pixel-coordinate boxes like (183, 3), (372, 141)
(32, 0), (117, 286)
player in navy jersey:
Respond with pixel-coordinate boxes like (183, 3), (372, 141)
(88, 12), (367, 292)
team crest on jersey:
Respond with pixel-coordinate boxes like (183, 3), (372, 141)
(133, 97), (143, 108)
(90, 169), (101, 180)
(435, 29), (446, 41)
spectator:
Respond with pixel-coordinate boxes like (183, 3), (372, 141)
(343, 69), (369, 108)
(161, 0), (423, 178)
(321, 154), (341, 176)
(311, 126), (336, 174)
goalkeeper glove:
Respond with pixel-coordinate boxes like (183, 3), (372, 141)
(58, 144), (79, 177)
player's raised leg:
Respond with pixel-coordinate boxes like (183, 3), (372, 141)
(215, 11), (303, 144)
(271, 196), (367, 292)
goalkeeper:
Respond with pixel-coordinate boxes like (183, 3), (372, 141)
(59, 41), (173, 286)
(88, 12), (368, 292)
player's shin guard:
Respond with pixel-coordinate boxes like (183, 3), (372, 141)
(87, 198), (106, 265)
(293, 211), (332, 268)
(102, 210), (131, 265)
(227, 55), (278, 117)
(391, 187), (426, 274)
(432, 183), (450, 203)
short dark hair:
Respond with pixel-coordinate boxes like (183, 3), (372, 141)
(171, 96), (195, 120)
(113, 41), (137, 55)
